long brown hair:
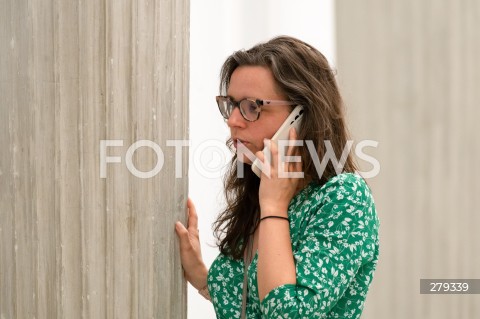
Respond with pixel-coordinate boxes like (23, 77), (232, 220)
(213, 36), (358, 259)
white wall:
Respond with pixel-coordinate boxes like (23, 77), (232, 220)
(189, 1), (335, 317)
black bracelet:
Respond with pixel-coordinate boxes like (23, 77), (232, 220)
(260, 215), (289, 222)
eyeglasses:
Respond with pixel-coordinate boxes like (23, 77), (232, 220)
(216, 96), (296, 122)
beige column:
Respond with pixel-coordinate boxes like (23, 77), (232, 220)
(336, 0), (480, 318)
(0, 0), (189, 318)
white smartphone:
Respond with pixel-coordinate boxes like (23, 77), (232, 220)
(251, 105), (304, 177)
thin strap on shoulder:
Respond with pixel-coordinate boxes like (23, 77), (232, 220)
(240, 237), (253, 319)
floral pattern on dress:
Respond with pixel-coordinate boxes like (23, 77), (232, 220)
(208, 173), (380, 319)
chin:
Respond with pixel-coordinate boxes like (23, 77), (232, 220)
(236, 155), (253, 165)
(235, 144), (257, 165)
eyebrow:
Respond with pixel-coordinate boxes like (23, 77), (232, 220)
(226, 95), (249, 101)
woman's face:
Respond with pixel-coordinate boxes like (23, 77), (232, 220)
(227, 65), (292, 164)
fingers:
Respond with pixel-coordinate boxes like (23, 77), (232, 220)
(268, 139), (279, 174)
(286, 127), (298, 157)
(175, 221), (191, 250)
(287, 128), (302, 173)
(186, 198), (199, 232)
(255, 140), (273, 178)
(175, 198), (199, 243)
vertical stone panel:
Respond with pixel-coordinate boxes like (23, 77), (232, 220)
(0, 0), (189, 318)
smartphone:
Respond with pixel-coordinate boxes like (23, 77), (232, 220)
(251, 105), (304, 177)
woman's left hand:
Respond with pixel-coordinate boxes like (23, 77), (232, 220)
(175, 198), (208, 290)
(255, 127), (303, 216)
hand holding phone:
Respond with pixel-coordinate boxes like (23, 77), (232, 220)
(251, 105), (304, 177)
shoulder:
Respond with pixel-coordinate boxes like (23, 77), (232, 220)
(292, 173), (373, 209)
(288, 173), (377, 230)
(318, 172), (374, 206)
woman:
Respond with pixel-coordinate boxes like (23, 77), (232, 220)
(176, 36), (379, 318)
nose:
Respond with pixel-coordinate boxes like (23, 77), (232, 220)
(227, 107), (247, 128)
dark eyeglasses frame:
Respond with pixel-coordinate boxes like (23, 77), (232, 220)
(216, 96), (296, 122)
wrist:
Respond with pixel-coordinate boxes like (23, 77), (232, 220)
(260, 215), (289, 224)
(260, 207), (288, 219)
(188, 263), (209, 290)
(198, 284), (211, 301)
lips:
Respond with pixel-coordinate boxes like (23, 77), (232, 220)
(232, 138), (249, 149)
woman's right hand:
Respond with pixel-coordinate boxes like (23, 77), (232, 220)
(175, 198), (208, 290)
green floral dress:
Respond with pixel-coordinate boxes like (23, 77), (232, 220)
(207, 173), (380, 319)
